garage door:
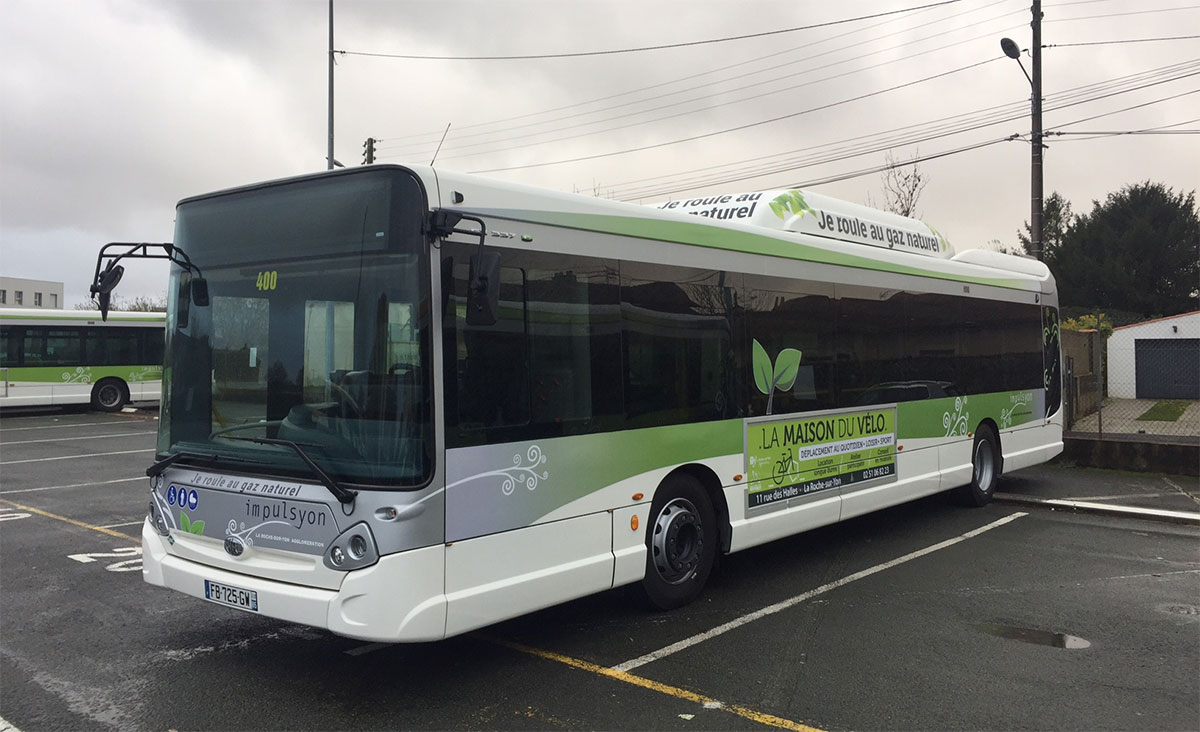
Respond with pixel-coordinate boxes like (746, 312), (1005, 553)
(1135, 338), (1200, 399)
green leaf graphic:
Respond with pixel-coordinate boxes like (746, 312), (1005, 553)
(179, 512), (191, 532)
(773, 348), (803, 392)
(190, 520), (205, 535)
(752, 339), (772, 395)
(769, 190), (815, 221)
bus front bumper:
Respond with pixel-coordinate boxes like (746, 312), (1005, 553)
(141, 519), (448, 642)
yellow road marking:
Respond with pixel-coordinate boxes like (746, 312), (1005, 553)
(490, 638), (825, 732)
(0, 498), (139, 542)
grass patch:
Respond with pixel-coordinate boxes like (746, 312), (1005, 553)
(1135, 400), (1192, 422)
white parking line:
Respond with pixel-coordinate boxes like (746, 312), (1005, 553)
(97, 520), (146, 529)
(0, 448), (154, 465)
(0, 476), (145, 495)
(612, 512), (1029, 673)
(0, 713), (24, 732)
(0, 421), (126, 432)
(1067, 492), (1168, 502)
(3, 431), (156, 445)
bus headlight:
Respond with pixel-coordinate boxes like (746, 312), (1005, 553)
(323, 523), (378, 571)
(148, 498), (170, 536)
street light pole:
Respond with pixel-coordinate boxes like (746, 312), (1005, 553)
(327, 0), (335, 171)
(1001, 0), (1045, 262)
(1031, 0), (1044, 261)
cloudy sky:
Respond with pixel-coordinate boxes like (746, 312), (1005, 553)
(2, 0), (1197, 307)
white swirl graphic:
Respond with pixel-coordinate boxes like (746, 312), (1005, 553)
(60, 366), (92, 384)
(447, 444), (549, 497)
(942, 396), (969, 437)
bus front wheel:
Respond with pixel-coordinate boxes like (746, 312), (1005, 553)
(958, 425), (1000, 507)
(639, 474), (717, 610)
(91, 378), (129, 413)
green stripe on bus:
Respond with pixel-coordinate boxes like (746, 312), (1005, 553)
(487, 210), (1034, 291)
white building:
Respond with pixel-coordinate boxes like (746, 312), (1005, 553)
(1106, 311), (1200, 399)
(0, 276), (64, 309)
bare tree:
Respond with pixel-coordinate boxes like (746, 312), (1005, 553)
(873, 150), (927, 218)
(74, 294), (166, 311)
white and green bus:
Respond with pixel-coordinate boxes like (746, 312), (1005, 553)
(0, 308), (164, 411)
(98, 165), (1062, 641)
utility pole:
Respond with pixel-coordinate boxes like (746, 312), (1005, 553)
(362, 138), (376, 165)
(326, 0), (335, 170)
(1031, 0), (1044, 261)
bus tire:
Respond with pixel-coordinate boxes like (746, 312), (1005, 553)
(91, 378), (129, 412)
(958, 425), (1000, 507)
(639, 473), (717, 611)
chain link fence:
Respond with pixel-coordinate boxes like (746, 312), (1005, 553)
(1062, 310), (1200, 440)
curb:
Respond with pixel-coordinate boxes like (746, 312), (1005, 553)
(995, 492), (1200, 525)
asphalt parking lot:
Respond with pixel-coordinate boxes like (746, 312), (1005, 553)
(2, 407), (1197, 731)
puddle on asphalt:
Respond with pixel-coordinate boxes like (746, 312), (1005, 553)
(976, 623), (1091, 649)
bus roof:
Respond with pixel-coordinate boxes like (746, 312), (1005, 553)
(0, 308), (165, 324)
(175, 164), (1053, 293)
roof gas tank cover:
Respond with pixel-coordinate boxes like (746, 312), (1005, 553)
(650, 188), (953, 259)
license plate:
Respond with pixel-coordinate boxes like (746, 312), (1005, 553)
(204, 579), (259, 612)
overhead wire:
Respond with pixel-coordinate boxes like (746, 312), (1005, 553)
(375, 0), (1022, 157)
(601, 60), (1200, 195)
(1046, 35), (1200, 47)
(335, 1), (962, 61)
(467, 58), (1002, 175)
(372, 0), (963, 146)
(610, 66), (1200, 199)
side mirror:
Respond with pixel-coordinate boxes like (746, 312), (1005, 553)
(97, 290), (113, 321)
(97, 263), (125, 294)
(466, 251), (501, 326)
(94, 263), (124, 320)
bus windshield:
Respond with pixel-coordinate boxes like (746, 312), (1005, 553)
(158, 169), (433, 488)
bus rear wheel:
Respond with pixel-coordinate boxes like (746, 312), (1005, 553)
(639, 474), (717, 610)
(91, 378), (129, 412)
(958, 425), (1000, 507)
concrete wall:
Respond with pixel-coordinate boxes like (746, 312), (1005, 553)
(0, 277), (64, 309)
(1107, 312), (1200, 398)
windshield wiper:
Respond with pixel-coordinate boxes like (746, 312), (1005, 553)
(223, 436), (357, 505)
(147, 450), (220, 478)
(146, 450), (264, 478)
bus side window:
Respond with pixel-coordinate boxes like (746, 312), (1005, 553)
(451, 254), (530, 431)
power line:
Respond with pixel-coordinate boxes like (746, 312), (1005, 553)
(468, 58), (999, 175)
(374, 0), (966, 146)
(610, 68), (1200, 199)
(380, 5), (1029, 161)
(1047, 35), (1200, 47)
(335, 1), (961, 61)
(1045, 87), (1200, 131)
(430, 31), (1020, 163)
(785, 137), (1016, 189)
(606, 62), (1200, 197)
(375, 0), (1020, 153)
(1045, 5), (1200, 23)
(1047, 118), (1200, 141)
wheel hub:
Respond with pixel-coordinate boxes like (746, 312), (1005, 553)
(651, 498), (705, 585)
